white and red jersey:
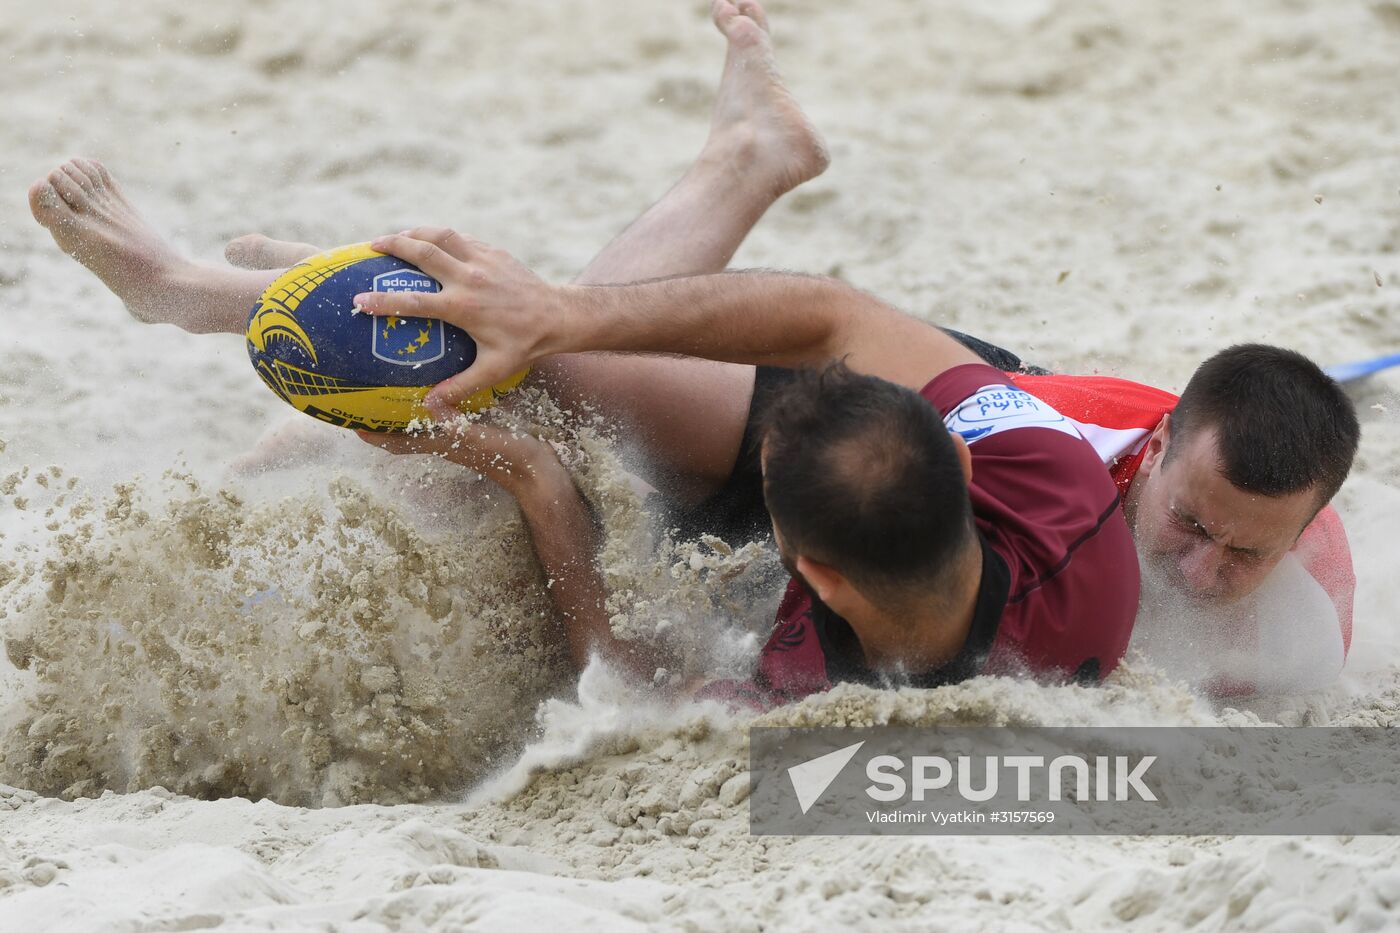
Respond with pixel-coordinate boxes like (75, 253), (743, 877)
(1009, 372), (1355, 695)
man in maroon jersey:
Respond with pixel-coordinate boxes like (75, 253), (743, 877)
(706, 361), (1140, 707)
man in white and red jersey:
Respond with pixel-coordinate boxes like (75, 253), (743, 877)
(1008, 347), (1359, 696)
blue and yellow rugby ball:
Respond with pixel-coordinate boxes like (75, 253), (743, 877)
(245, 243), (527, 432)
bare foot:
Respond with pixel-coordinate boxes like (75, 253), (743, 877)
(705, 0), (829, 198)
(228, 414), (343, 475)
(28, 159), (269, 334)
(29, 159), (196, 325)
(225, 233), (320, 270)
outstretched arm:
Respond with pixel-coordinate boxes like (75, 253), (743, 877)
(361, 424), (665, 683)
(353, 228), (982, 415)
(562, 271), (981, 388)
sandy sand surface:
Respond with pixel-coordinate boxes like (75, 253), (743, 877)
(2, 0), (1400, 929)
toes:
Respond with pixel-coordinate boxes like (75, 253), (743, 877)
(60, 161), (96, 193)
(48, 167), (88, 210)
(28, 179), (69, 221)
(711, 0), (739, 34)
(91, 158), (118, 189)
(713, 1), (766, 48)
(713, 0), (769, 40)
(72, 157), (107, 190)
(737, 0), (770, 32)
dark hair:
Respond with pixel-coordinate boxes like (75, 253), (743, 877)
(1169, 344), (1359, 506)
(758, 360), (975, 609)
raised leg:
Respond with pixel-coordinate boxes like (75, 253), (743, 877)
(535, 0), (827, 503)
(28, 160), (273, 335)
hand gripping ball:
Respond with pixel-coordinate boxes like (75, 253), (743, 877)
(244, 242), (527, 432)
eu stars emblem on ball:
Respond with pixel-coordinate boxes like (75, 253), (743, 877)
(244, 242), (527, 432)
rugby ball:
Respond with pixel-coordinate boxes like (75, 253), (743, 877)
(245, 242), (526, 432)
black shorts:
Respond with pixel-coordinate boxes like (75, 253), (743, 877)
(668, 329), (1046, 544)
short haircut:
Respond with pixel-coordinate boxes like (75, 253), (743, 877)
(1168, 344), (1359, 507)
(758, 360), (975, 610)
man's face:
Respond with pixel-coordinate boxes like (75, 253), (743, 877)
(1131, 423), (1319, 603)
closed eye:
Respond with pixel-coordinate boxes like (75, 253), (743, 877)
(1226, 547), (1264, 564)
(1170, 510), (1210, 538)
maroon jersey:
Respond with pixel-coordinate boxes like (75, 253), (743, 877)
(701, 363), (1141, 710)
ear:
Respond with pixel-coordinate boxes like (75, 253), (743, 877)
(1139, 414), (1171, 475)
(949, 432), (974, 484)
(796, 555), (847, 606)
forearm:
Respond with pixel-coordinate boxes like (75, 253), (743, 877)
(557, 271), (880, 368)
(359, 231), (982, 404)
(506, 460), (665, 683)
